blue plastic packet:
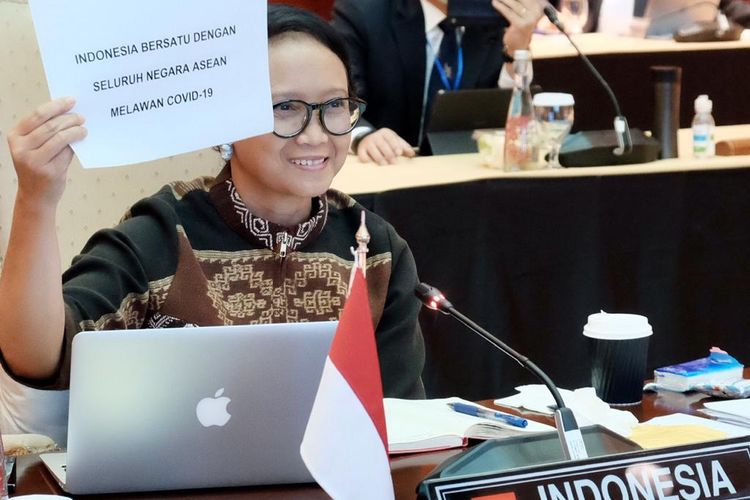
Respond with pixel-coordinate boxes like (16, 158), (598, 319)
(647, 347), (745, 393)
(692, 378), (750, 399)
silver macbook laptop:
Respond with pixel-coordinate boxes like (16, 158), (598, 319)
(644, 0), (720, 38)
(40, 321), (337, 494)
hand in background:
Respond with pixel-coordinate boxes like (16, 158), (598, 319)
(356, 128), (416, 165)
(7, 97), (87, 209)
(492, 0), (544, 53)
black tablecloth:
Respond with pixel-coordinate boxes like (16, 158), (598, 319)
(533, 48), (750, 133)
(356, 166), (750, 400)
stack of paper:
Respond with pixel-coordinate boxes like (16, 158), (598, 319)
(700, 399), (750, 427)
(494, 385), (639, 438)
(384, 397), (553, 454)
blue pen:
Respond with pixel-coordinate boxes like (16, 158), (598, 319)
(448, 402), (528, 428)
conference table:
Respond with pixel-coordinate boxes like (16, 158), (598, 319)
(528, 33), (750, 132)
(333, 125), (750, 401)
(10, 384), (736, 499)
(12, 129), (750, 499)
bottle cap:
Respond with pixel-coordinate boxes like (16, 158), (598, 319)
(532, 92), (574, 107)
(513, 49), (530, 61)
(695, 94), (713, 113)
(582, 312), (653, 340)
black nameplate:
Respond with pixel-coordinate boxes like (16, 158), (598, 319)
(421, 436), (750, 499)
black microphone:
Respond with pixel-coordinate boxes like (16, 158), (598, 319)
(415, 282), (589, 461)
(542, 4), (632, 156)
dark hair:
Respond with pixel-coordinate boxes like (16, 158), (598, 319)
(267, 4), (355, 96)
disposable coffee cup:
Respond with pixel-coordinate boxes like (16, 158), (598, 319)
(583, 312), (653, 405)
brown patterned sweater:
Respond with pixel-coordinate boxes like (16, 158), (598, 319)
(20, 166), (425, 397)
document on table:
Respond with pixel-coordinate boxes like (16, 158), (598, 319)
(700, 399), (750, 427)
(495, 385), (639, 438)
(28, 0), (273, 168)
(629, 413), (750, 450)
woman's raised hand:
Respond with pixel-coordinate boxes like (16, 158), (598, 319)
(7, 97), (87, 209)
(0, 98), (84, 379)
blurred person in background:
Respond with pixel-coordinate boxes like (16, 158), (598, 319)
(721, 0), (750, 27)
(332, 0), (544, 165)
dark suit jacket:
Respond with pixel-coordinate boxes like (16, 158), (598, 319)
(332, 0), (506, 146)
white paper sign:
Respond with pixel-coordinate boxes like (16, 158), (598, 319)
(28, 0), (272, 168)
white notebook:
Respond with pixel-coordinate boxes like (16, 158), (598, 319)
(384, 397), (554, 454)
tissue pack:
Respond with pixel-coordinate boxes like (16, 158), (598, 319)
(654, 348), (744, 392)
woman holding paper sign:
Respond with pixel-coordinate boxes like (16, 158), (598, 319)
(0, 6), (425, 400)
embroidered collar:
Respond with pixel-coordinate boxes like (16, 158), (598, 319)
(209, 165), (327, 255)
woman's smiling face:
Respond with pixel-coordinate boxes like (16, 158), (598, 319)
(230, 33), (351, 224)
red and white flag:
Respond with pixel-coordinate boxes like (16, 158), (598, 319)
(300, 268), (393, 500)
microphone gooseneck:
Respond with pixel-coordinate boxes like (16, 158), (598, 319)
(415, 282), (589, 460)
(542, 4), (633, 156)
(415, 282), (563, 408)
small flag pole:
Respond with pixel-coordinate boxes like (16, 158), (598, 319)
(347, 211), (370, 296)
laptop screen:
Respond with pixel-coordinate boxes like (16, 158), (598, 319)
(424, 88), (513, 155)
(427, 88), (512, 134)
(51, 321), (337, 494)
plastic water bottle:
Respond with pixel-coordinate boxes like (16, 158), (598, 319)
(503, 50), (539, 171)
(692, 94), (715, 158)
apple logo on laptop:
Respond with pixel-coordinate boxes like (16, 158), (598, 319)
(196, 388), (232, 427)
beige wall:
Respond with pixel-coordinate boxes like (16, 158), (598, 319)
(0, 0), (223, 270)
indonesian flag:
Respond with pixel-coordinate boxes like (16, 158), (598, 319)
(300, 268), (393, 500)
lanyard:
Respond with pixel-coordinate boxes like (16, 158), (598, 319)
(428, 31), (464, 91)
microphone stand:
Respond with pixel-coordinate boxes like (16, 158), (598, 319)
(543, 4), (633, 156)
(415, 283), (589, 461)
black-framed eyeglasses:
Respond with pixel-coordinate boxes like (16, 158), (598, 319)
(272, 97), (367, 138)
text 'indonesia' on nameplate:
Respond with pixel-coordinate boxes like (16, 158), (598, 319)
(28, 0), (273, 169)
